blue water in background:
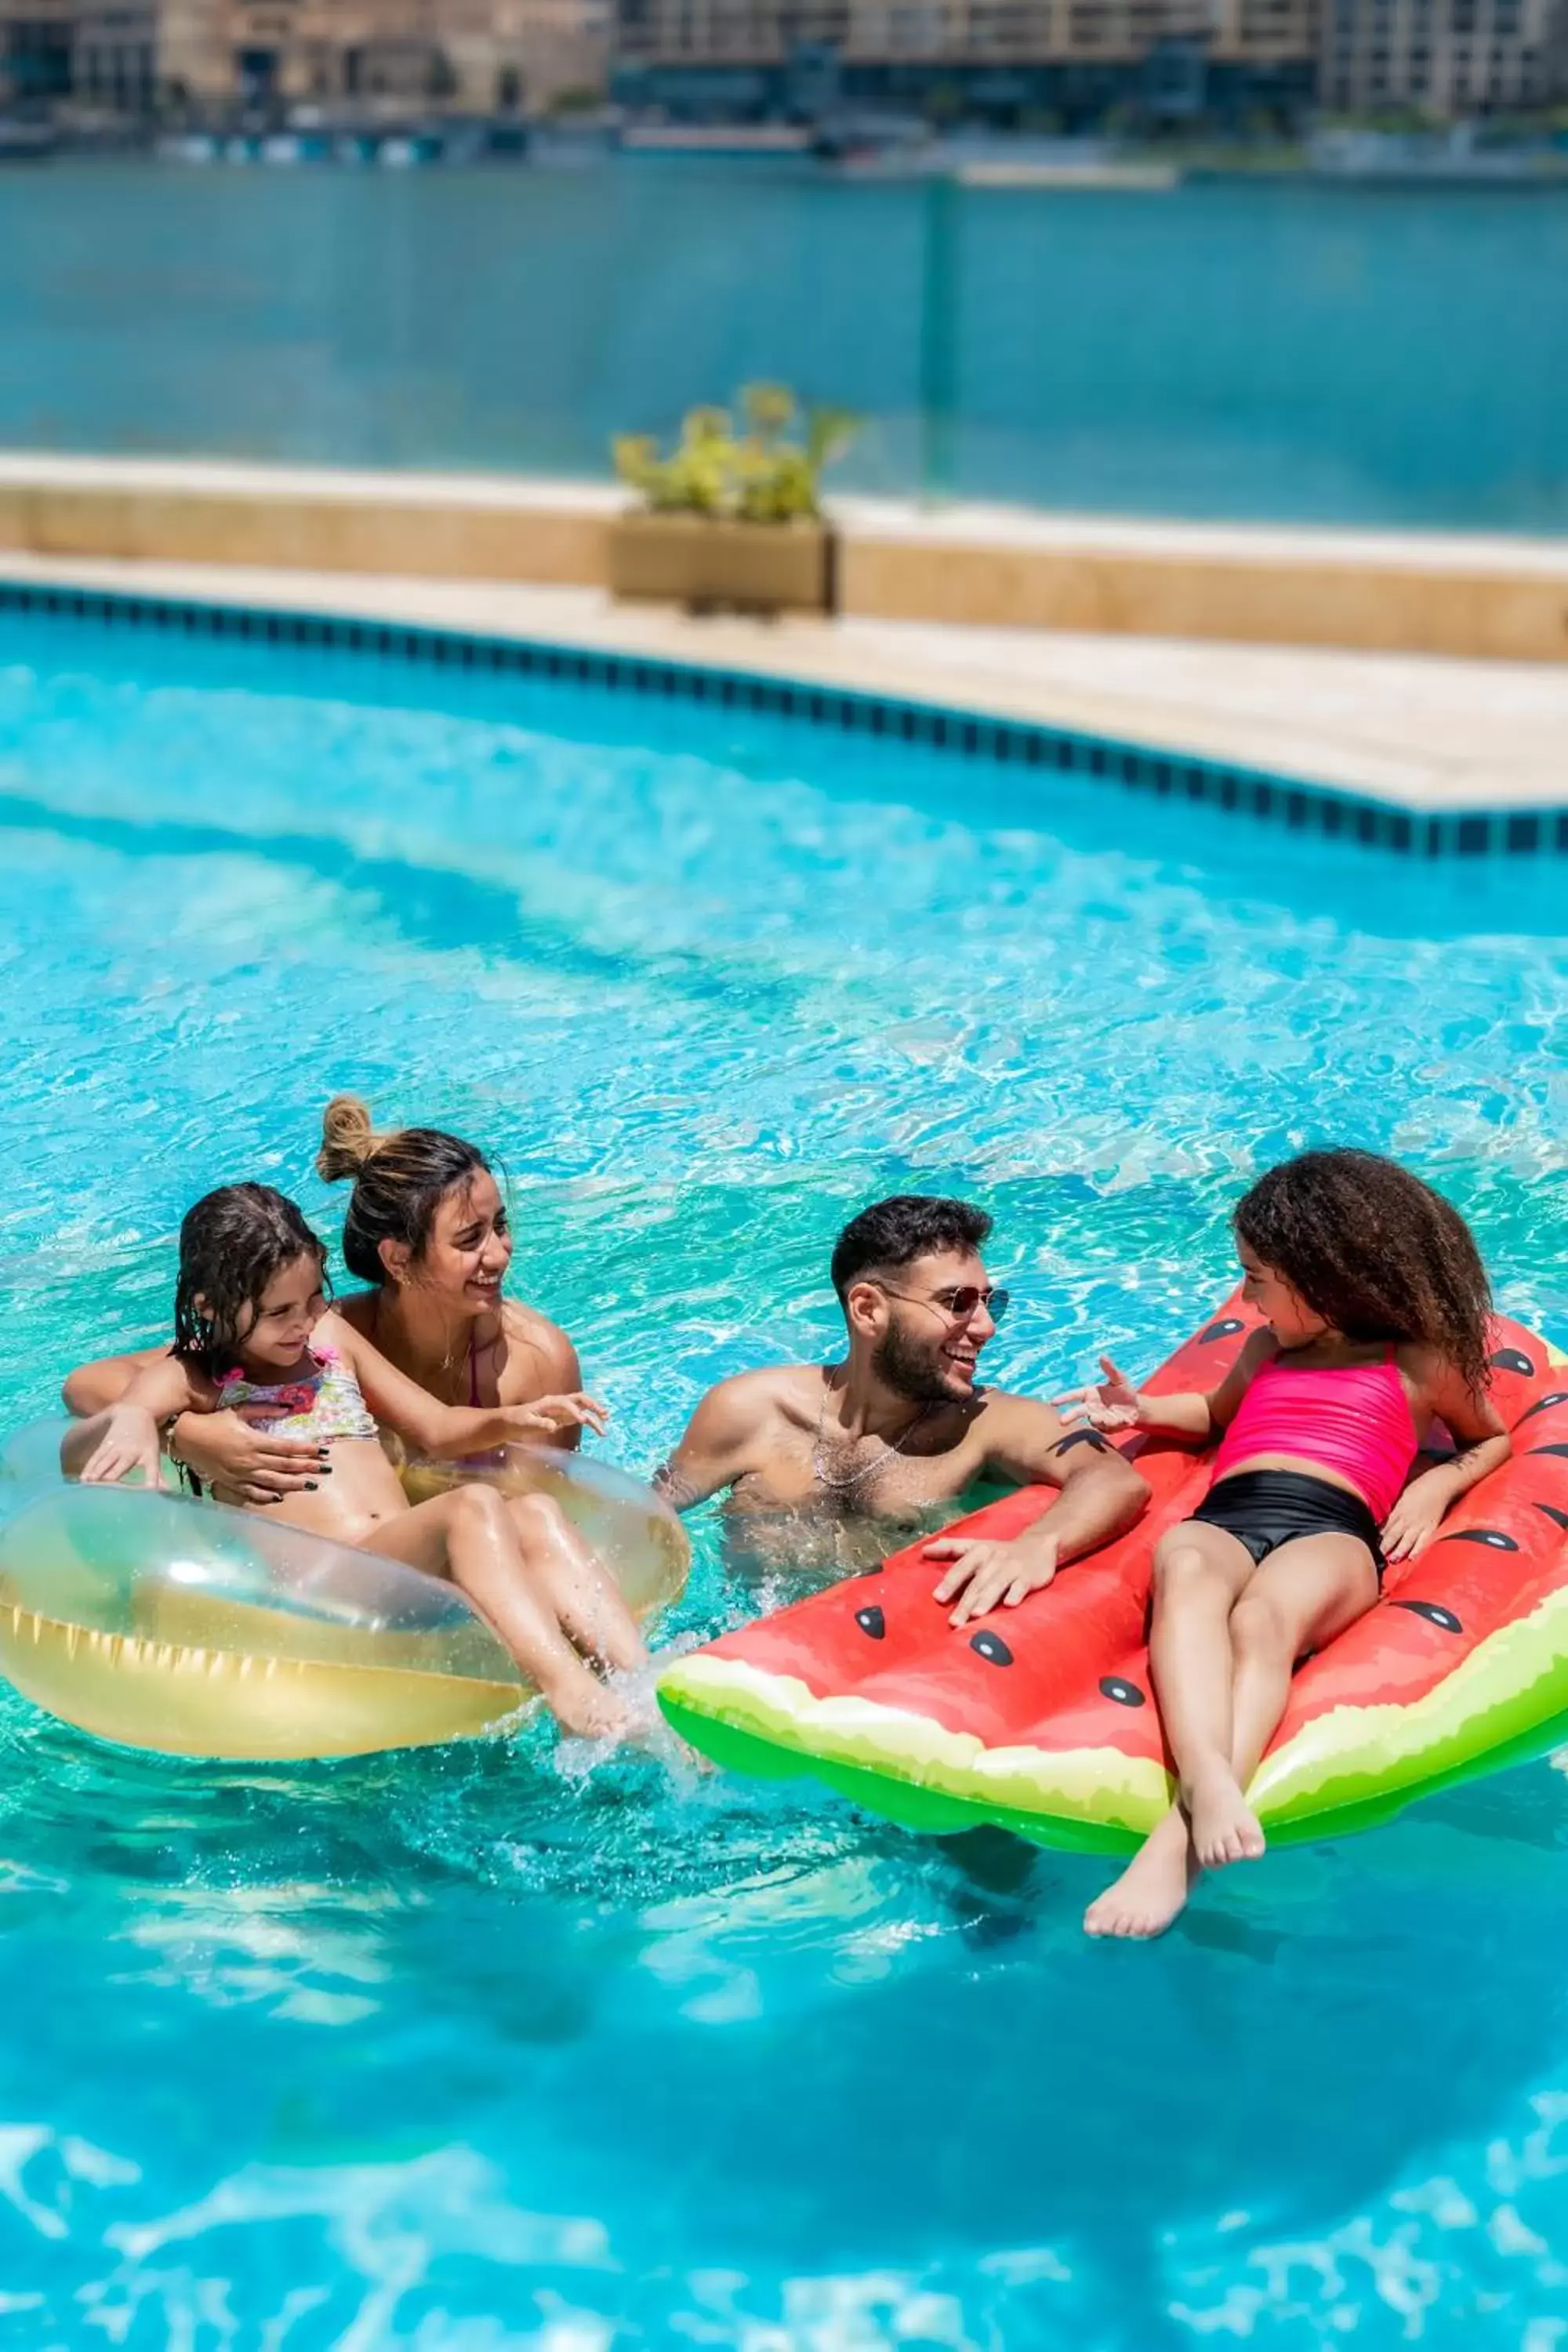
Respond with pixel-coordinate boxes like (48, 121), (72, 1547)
(4, 609), (1568, 2344)
(4, 163), (1568, 528)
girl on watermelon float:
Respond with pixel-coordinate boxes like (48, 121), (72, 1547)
(1062, 1150), (1508, 1940)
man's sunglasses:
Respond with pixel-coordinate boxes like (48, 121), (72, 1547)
(873, 1281), (1011, 1327)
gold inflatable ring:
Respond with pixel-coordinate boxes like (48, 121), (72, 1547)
(0, 1432), (689, 1760)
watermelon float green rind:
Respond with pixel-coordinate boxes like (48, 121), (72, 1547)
(657, 1305), (1568, 1853)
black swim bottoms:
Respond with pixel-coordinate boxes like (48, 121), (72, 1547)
(1191, 1469), (1385, 1582)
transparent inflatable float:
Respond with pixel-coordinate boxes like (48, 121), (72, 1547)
(0, 1428), (689, 1759)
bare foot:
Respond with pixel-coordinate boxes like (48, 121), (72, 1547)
(1083, 1810), (1199, 1939)
(543, 1670), (634, 1743)
(1186, 1765), (1265, 1870)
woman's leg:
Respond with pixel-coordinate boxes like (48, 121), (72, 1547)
(1084, 1519), (1254, 1939)
(364, 1486), (629, 1738)
(1086, 1528), (1378, 1940)
(504, 1494), (648, 1675)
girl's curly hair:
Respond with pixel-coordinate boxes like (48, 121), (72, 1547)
(1233, 1149), (1492, 1399)
(173, 1184), (329, 1377)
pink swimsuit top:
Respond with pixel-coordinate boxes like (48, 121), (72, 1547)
(1211, 1348), (1418, 1523)
(217, 1343), (378, 1444)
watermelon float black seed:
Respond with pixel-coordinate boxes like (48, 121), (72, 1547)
(1198, 1317), (1247, 1345)
(1517, 1391), (1568, 1425)
(1445, 1528), (1518, 1552)
(970, 1630), (1014, 1667)
(1533, 1445), (1568, 1460)
(1535, 1503), (1568, 1530)
(1489, 1347), (1537, 1377)
(1099, 1676), (1146, 1707)
(854, 1606), (886, 1640)
(1393, 1601), (1463, 1633)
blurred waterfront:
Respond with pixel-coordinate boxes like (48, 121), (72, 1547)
(5, 162), (1566, 530)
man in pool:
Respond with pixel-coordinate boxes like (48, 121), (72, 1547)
(655, 1196), (1149, 1611)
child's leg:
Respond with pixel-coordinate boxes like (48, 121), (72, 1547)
(1087, 1528), (1378, 1939)
(364, 1486), (629, 1739)
(504, 1494), (648, 1675)
(1219, 1532), (1378, 1836)
(1084, 1519), (1254, 1939)
(1147, 1521), (1260, 1854)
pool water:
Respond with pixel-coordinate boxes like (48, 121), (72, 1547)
(3, 610), (1568, 2347)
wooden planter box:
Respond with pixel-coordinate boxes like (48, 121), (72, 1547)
(607, 511), (834, 616)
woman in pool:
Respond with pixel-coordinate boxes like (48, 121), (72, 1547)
(64, 1098), (585, 1505)
(1060, 1149), (1508, 1941)
(64, 1183), (646, 1738)
(316, 1094), (588, 1450)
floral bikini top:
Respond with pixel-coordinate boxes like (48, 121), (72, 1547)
(217, 1343), (379, 1443)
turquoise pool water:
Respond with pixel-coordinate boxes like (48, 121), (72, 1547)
(4, 609), (1568, 2346)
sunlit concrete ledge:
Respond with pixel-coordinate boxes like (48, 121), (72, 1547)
(2, 453), (1566, 665)
(5, 554), (1566, 835)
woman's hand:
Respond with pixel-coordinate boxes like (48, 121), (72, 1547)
(1381, 1469), (1456, 1564)
(503, 1393), (611, 1441)
(78, 1406), (165, 1490)
(174, 1410), (328, 1507)
(1054, 1356), (1145, 1433)
(925, 1534), (1061, 1626)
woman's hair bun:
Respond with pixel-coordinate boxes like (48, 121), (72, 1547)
(317, 1094), (384, 1183)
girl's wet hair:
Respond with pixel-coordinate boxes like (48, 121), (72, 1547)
(1234, 1149), (1492, 1397)
(317, 1094), (494, 1287)
(174, 1184), (328, 1375)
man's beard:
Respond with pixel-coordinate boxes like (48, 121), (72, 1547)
(872, 1318), (964, 1406)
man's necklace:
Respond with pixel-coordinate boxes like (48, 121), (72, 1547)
(811, 1374), (932, 1494)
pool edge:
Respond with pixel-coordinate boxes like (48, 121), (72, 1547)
(2, 572), (1560, 862)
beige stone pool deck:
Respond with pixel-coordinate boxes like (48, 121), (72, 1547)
(5, 549), (1566, 824)
(5, 455), (1567, 666)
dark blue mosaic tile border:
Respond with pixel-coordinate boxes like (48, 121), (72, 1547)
(2, 577), (1559, 859)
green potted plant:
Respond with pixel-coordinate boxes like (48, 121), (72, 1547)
(608, 383), (857, 616)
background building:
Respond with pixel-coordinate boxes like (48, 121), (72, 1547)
(610, 0), (1319, 128)
(5, 0), (1566, 119)
(1318, 0), (1566, 113)
(0, 0), (608, 112)
(2, 0), (74, 106)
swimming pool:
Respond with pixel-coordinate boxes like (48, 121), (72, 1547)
(3, 601), (1568, 2347)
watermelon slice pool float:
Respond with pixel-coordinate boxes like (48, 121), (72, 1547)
(657, 1303), (1568, 1853)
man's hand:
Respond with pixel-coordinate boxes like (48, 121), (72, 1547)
(925, 1534), (1061, 1626)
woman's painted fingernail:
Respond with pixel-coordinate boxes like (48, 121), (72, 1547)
(306, 1479), (319, 1490)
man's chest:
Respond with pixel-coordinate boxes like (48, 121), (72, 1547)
(735, 1422), (979, 1516)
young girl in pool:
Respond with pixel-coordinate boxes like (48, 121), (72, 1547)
(63, 1096), (586, 1506)
(64, 1183), (648, 1740)
(1060, 1149), (1509, 1941)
